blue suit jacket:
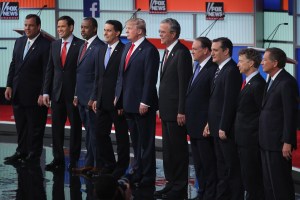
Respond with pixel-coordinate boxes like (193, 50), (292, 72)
(75, 37), (105, 106)
(115, 38), (160, 113)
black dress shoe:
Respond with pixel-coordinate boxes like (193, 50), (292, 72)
(19, 153), (40, 164)
(162, 190), (187, 200)
(45, 160), (65, 171)
(4, 152), (25, 161)
(154, 185), (172, 198)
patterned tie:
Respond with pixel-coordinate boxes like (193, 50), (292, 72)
(61, 41), (68, 67)
(267, 78), (273, 91)
(162, 49), (169, 72)
(191, 63), (200, 84)
(79, 41), (88, 61)
(104, 46), (111, 69)
(23, 41), (30, 59)
(124, 43), (135, 70)
(213, 67), (220, 83)
(241, 79), (246, 90)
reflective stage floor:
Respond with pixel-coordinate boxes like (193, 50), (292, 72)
(0, 142), (198, 200)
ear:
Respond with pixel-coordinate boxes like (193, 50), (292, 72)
(223, 48), (230, 56)
(70, 25), (74, 32)
(116, 31), (121, 37)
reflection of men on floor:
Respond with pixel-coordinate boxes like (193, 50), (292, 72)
(115, 18), (160, 187)
(185, 37), (217, 200)
(204, 37), (243, 200)
(234, 48), (265, 200)
(91, 20), (130, 179)
(43, 16), (84, 171)
(260, 47), (298, 199)
(72, 17), (105, 174)
(4, 14), (50, 164)
(156, 18), (192, 199)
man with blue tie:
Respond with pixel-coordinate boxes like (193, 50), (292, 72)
(185, 37), (218, 200)
(72, 17), (105, 174)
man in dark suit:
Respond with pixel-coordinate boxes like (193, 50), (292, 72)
(259, 47), (298, 199)
(91, 20), (130, 179)
(156, 18), (193, 199)
(72, 17), (105, 174)
(204, 37), (243, 200)
(234, 48), (265, 200)
(4, 14), (50, 164)
(185, 37), (217, 200)
(43, 16), (84, 170)
(114, 18), (160, 187)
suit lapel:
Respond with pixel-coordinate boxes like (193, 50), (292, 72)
(23, 35), (41, 62)
(262, 70), (284, 107)
(187, 65), (208, 93)
(105, 42), (122, 71)
(79, 38), (100, 64)
(160, 42), (180, 79)
(65, 37), (80, 68)
(124, 40), (146, 71)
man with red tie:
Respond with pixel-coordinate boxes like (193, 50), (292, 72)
(114, 18), (160, 188)
(43, 16), (84, 171)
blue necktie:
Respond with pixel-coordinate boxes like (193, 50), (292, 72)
(23, 41), (30, 59)
(267, 78), (273, 91)
(104, 46), (111, 69)
(191, 63), (200, 84)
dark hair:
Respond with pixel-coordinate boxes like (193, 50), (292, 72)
(194, 36), (212, 51)
(84, 17), (98, 29)
(212, 37), (233, 57)
(105, 20), (123, 37)
(160, 18), (181, 39)
(238, 48), (262, 69)
(25, 14), (41, 26)
(57, 16), (74, 26)
(265, 47), (287, 69)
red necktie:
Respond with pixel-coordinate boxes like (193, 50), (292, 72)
(124, 43), (135, 70)
(162, 49), (169, 71)
(79, 41), (88, 61)
(241, 80), (246, 90)
(61, 42), (68, 67)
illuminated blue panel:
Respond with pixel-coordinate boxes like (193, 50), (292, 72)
(264, 0), (281, 11)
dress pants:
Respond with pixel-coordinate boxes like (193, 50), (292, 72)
(214, 137), (243, 200)
(162, 121), (189, 193)
(190, 137), (217, 200)
(125, 109), (156, 185)
(51, 96), (82, 163)
(261, 149), (295, 200)
(78, 104), (100, 167)
(96, 108), (130, 177)
(13, 104), (47, 157)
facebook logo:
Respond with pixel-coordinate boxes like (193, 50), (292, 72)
(84, 0), (100, 18)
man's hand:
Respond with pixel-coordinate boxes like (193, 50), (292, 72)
(4, 87), (12, 101)
(92, 101), (97, 113)
(203, 123), (210, 137)
(114, 97), (117, 107)
(219, 129), (227, 140)
(177, 114), (186, 126)
(282, 143), (292, 160)
(117, 109), (124, 116)
(73, 97), (78, 107)
(87, 100), (94, 110)
(37, 95), (44, 106)
(139, 104), (148, 115)
(43, 95), (51, 107)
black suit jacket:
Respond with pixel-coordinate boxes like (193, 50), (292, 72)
(6, 34), (50, 106)
(115, 39), (160, 113)
(159, 41), (193, 121)
(234, 73), (265, 146)
(208, 58), (242, 138)
(92, 41), (125, 111)
(75, 37), (105, 106)
(259, 69), (298, 151)
(185, 58), (218, 139)
(43, 36), (84, 103)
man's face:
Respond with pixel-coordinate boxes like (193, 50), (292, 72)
(81, 20), (96, 40)
(24, 17), (40, 39)
(103, 23), (120, 45)
(237, 54), (253, 74)
(261, 51), (276, 74)
(211, 41), (228, 65)
(125, 22), (140, 42)
(191, 40), (207, 62)
(159, 23), (176, 47)
(57, 19), (73, 39)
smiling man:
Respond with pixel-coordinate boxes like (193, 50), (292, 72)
(43, 16), (84, 171)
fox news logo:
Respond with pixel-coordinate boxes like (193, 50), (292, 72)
(206, 2), (224, 20)
(149, 0), (167, 14)
(0, 2), (19, 19)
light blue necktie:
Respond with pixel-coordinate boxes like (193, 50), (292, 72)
(267, 78), (273, 91)
(104, 46), (111, 69)
(23, 41), (30, 59)
(191, 63), (200, 84)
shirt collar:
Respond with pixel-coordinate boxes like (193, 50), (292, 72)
(27, 33), (40, 45)
(62, 34), (74, 44)
(245, 70), (259, 83)
(218, 57), (231, 70)
(199, 55), (212, 68)
(85, 35), (98, 48)
(133, 37), (145, 48)
(270, 69), (283, 81)
(166, 39), (178, 53)
(108, 40), (119, 51)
